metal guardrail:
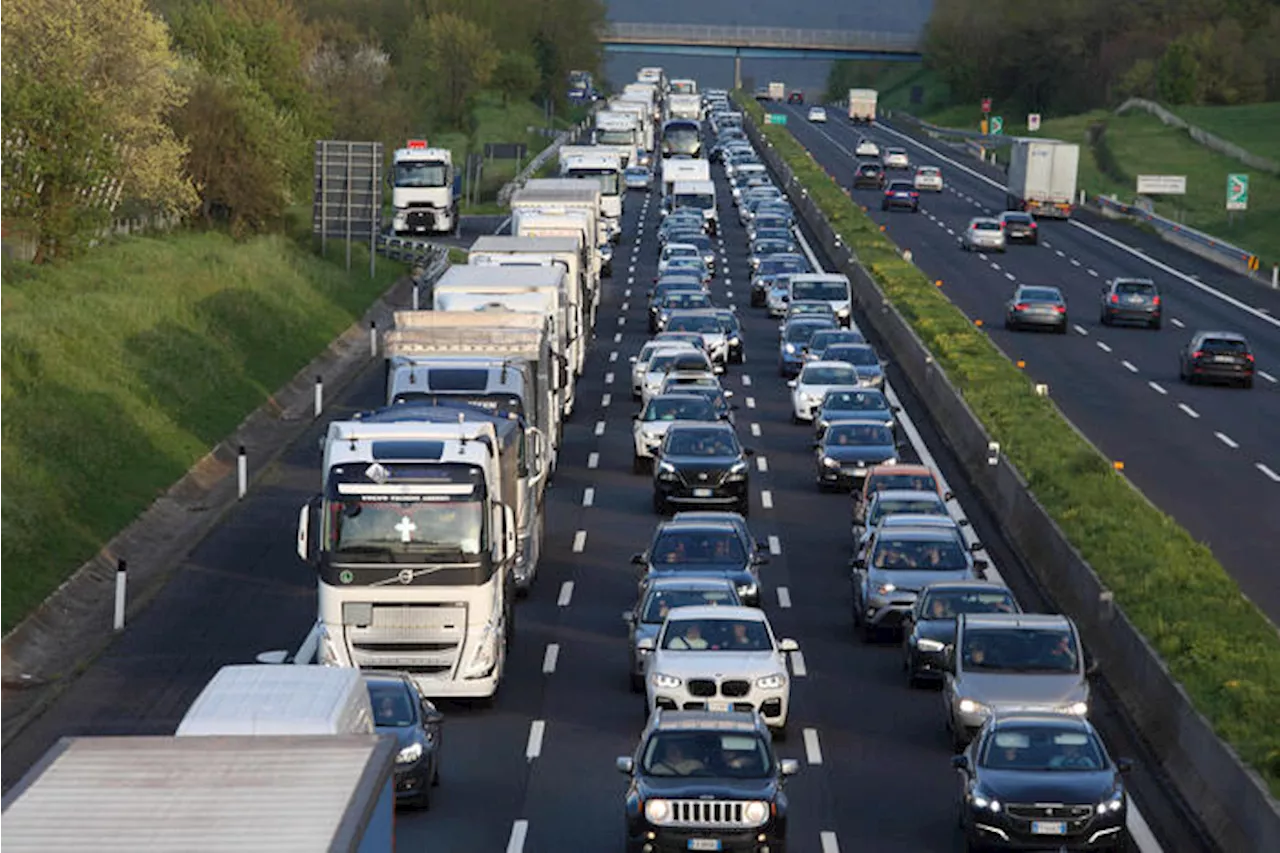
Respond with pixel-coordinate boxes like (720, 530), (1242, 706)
(497, 117), (593, 206)
(377, 235), (449, 268)
(602, 22), (921, 52)
(1094, 195), (1266, 275)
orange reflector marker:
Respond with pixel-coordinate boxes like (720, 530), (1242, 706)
(879, 225), (886, 232)
(975, 319), (984, 327)
(935, 280), (943, 287)
(1016, 360), (1026, 369)
(1114, 461), (1125, 471)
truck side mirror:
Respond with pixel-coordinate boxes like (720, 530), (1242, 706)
(503, 505), (517, 560)
(297, 495), (322, 564)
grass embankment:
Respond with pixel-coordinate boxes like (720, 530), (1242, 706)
(1170, 102), (1280, 165)
(737, 94), (1280, 796)
(1, 233), (403, 631)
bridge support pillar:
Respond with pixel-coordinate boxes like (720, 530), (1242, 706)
(734, 50), (742, 91)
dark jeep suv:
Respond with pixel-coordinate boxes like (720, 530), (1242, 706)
(617, 710), (799, 853)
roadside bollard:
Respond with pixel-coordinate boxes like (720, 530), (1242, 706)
(314, 376), (323, 419)
(237, 446), (247, 500)
(113, 559), (127, 632)
(370, 320), (378, 358)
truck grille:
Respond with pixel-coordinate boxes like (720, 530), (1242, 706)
(664, 799), (766, 829)
(345, 603), (466, 677)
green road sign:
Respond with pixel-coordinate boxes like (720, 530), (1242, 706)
(765, 114), (788, 126)
(990, 116), (1003, 135)
(1227, 173), (1249, 211)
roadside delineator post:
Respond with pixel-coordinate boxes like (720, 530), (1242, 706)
(113, 559), (127, 632)
(314, 376), (323, 419)
(370, 320), (378, 358)
(237, 446), (247, 500)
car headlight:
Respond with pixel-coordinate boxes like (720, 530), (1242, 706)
(971, 790), (1001, 813)
(784, 343), (796, 354)
(1097, 790), (1125, 815)
(916, 638), (945, 652)
(958, 698), (991, 717)
(651, 672), (682, 689)
(727, 460), (748, 477)
(657, 461), (677, 478)
(799, 391), (816, 402)
(876, 583), (896, 595)
(737, 582), (758, 600)
(837, 306), (851, 318)
(881, 457), (898, 466)
(756, 673), (787, 690)
(1060, 701), (1089, 716)
(821, 456), (840, 469)
(397, 742), (424, 764)
(645, 798), (671, 823)
(742, 800), (769, 823)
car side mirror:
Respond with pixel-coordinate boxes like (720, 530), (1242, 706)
(631, 553), (647, 566)
(779, 758), (801, 776)
(957, 518), (970, 527)
(969, 541), (983, 552)
(622, 611), (635, 625)
(743, 447), (756, 456)
(1086, 658), (1101, 677)
(951, 754), (969, 771)
(944, 491), (954, 501)
(849, 557), (865, 569)
(616, 756), (635, 774)
(974, 559), (989, 573)
(1116, 757), (1134, 774)
(255, 650), (289, 665)
(786, 379), (797, 388)
(636, 637), (655, 651)
(723, 390), (734, 398)
(778, 638), (799, 652)
(890, 405), (901, 413)
(630, 355), (639, 363)
(422, 704), (445, 725)
(811, 441), (821, 449)
(753, 555), (771, 566)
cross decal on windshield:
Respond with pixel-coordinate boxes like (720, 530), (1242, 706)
(394, 516), (417, 543)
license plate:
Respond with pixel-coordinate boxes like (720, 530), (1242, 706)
(1127, 296), (1144, 304)
(1214, 355), (1236, 363)
(1032, 821), (1067, 835)
(688, 841), (722, 851)
(707, 700), (730, 712)
(693, 488), (713, 497)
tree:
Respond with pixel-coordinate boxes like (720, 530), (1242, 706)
(493, 51), (540, 106)
(418, 13), (499, 128)
(1, 0), (196, 261)
(1158, 40), (1200, 104)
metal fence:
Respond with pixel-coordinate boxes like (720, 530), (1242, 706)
(602, 22), (921, 52)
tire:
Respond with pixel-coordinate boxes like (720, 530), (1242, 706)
(632, 455), (646, 475)
(770, 722), (788, 742)
(1243, 377), (1254, 389)
(629, 671), (644, 694)
(1100, 312), (1110, 326)
(652, 493), (668, 515)
(432, 759), (440, 787)
(412, 784), (432, 811)
(1151, 318), (1162, 330)
(736, 497), (750, 518)
(862, 622), (878, 643)
(1004, 319), (1015, 331)
(1057, 322), (1068, 335)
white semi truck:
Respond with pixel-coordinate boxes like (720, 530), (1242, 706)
(661, 158), (712, 214)
(592, 112), (641, 165)
(1006, 139), (1080, 219)
(298, 414), (520, 699)
(610, 98), (656, 159)
(468, 235), (587, 379)
(670, 179), (718, 236)
(667, 93), (702, 122)
(558, 147), (624, 237)
(391, 140), (459, 235)
(847, 89), (878, 123)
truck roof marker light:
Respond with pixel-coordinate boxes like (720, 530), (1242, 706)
(408, 139), (428, 150)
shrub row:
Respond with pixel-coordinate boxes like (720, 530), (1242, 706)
(735, 95), (1280, 796)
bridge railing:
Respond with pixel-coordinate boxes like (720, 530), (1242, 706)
(602, 22), (921, 51)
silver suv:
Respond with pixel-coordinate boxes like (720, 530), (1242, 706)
(943, 613), (1093, 750)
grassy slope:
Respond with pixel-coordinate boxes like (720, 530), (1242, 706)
(0, 233), (403, 631)
(1170, 102), (1280, 164)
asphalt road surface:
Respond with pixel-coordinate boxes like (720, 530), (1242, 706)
(774, 101), (1280, 625)
(3, 142), (1207, 852)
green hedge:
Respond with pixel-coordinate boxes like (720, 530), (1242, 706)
(736, 94), (1280, 797)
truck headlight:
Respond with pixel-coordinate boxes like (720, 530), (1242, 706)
(651, 672), (682, 689)
(756, 673), (787, 690)
(645, 798), (671, 823)
(462, 621), (498, 678)
(397, 742), (424, 764)
(1060, 701), (1089, 716)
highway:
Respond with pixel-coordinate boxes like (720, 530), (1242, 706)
(773, 101), (1280, 625)
(2, 135), (1200, 851)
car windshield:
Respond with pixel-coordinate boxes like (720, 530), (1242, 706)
(754, 241), (789, 254)
(645, 397), (716, 422)
(680, 386), (730, 414)
(981, 728), (1104, 772)
(869, 472), (938, 494)
(662, 618), (772, 651)
(793, 282), (849, 301)
(626, 168), (649, 178)
(716, 315), (741, 334)
(673, 193), (714, 210)
(1003, 213), (1033, 224)
(825, 423), (894, 446)
(642, 732), (772, 779)
(641, 587), (737, 622)
(790, 304), (832, 317)
(869, 498), (946, 524)
(782, 324), (822, 344)
(871, 537), (967, 569)
(652, 529), (746, 564)
(328, 498), (485, 558)
(754, 217), (790, 230)
(650, 352), (697, 372)
(666, 428), (738, 457)
(919, 168), (939, 176)
(921, 589), (1016, 619)
(1021, 288), (1063, 303)
(822, 390), (887, 411)
(802, 366), (859, 385)
(962, 628), (1081, 673)
(825, 345), (877, 365)
(667, 315), (721, 333)
(657, 335), (704, 349)
(368, 682), (415, 727)
(666, 259), (705, 272)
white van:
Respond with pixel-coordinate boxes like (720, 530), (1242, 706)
(176, 664), (374, 736)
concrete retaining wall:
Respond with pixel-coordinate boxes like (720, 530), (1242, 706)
(743, 112), (1280, 853)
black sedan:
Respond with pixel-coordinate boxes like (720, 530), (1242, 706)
(953, 714), (1132, 851)
(853, 162), (886, 190)
(634, 517), (766, 604)
(813, 420), (899, 491)
(653, 423), (754, 516)
(1005, 285), (1068, 334)
(750, 238), (796, 272)
(902, 581), (1019, 686)
(364, 670), (444, 809)
(881, 181), (920, 212)
(999, 210), (1038, 244)
(618, 711), (798, 853)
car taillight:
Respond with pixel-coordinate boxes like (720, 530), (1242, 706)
(1151, 296), (1160, 306)
(1109, 294), (1119, 304)
(1191, 350), (1204, 359)
(1245, 353), (1255, 362)
(1015, 303), (1028, 311)
(972, 223), (980, 230)
(910, 192), (919, 197)
(1054, 305), (1066, 313)
(1029, 221), (1037, 228)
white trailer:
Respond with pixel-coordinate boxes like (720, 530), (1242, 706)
(848, 89), (878, 123)
(1006, 139), (1080, 218)
(593, 111), (641, 164)
(558, 146), (624, 236)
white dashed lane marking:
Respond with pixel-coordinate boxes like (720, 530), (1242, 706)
(1259, 370), (1277, 383)
(1215, 432), (1239, 449)
(1148, 381), (1168, 395)
(820, 831), (840, 853)
(557, 581), (574, 607)
(756, 456), (769, 472)
(525, 720), (545, 761)
(582, 488), (594, 507)
(1177, 403), (1200, 419)
(760, 490), (773, 509)
(594, 421), (606, 436)
(803, 728), (823, 765)
(1122, 361), (1138, 373)
(777, 586), (792, 608)
(506, 820), (529, 853)
(572, 530), (587, 552)
(542, 643), (559, 674)
(790, 650), (807, 677)
(746, 397), (756, 408)
(750, 423), (762, 437)
(1097, 341), (1112, 353)
(1171, 318), (1185, 328)
(1073, 325), (1089, 336)
(1258, 463), (1280, 482)
(587, 452), (599, 469)
(768, 535), (782, 555)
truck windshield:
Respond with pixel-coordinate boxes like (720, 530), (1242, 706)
(673, 193), (714, 210)
(568, 169), (620, 195)
(596, 129), (635, 146)
(327, 498), (486, 560)
(793, 281), (849, 301)
(394, 162), (448, 188)
(662, 124), (701, 156)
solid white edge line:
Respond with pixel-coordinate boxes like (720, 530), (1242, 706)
(803, 728), (823, 765)
(872, 119), (1278, 330)
(572, 530), (587, 552)
(777, 586), (792, 608)
(557, 581), (574, 607)
(526, 720), (545, 761)
(583, 487), (595, 507)
(790, 649), (807, 677)
(542, 643), (559, 674)
(506, 820), (529, 853)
